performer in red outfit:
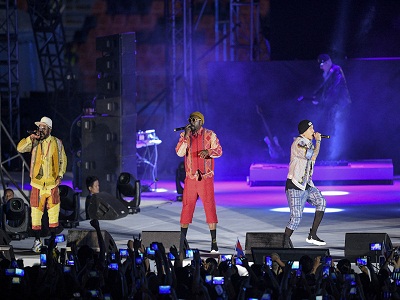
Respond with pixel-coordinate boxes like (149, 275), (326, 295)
(176, 111), (223, 253)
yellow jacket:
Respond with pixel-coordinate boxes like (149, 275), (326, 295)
(17, 135), (67, 190)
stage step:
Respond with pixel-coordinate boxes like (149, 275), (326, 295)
(248, 159), (393, 186)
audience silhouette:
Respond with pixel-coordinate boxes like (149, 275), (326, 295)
(0, 221), (399, 299)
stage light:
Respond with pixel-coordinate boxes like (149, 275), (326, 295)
(175, 162), (185, 201)
(2, 198), (29, 240)
(116, 172), (141, 214)
(59, 185), (80, 228)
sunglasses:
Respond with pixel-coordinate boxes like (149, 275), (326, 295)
(188, 118), (201, 123)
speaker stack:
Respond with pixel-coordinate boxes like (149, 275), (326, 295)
(244, 232), (330, 264)
(141, 231), (190, 251)
(67, 229), (118, 254)
(245, 232), (293, 250)
(82, 33), (137, 196)
(345, 232), (392, 261)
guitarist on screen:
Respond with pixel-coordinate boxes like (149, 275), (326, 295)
(256, 105), (285, 161)
(298, 54), (352, 160)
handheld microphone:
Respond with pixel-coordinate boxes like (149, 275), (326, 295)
(174, 126), (186, 132)
(321, 135), (330, 139)
(27, 130), (37, 135)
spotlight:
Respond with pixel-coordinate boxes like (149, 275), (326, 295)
(175, 162), (185, 201)
(116, 172), (141, 214)
(59, 185), (80, 228)
(2, 198), (29, 240)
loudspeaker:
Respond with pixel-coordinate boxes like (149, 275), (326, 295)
(96, 96), (135, 117)
(141, 231), (189, 251)
(0, 229), (11, 245)
(67, 229), (118, 253)
(81, 115), (137, 195)
(245, 232), (293, 250)
(87, 32), (137, 197)
(87, 192), (128, 220)
(345, 232), (392, 261)
(0, 245), (15, 261)
(96, 33), (136, 101)
(251, 247), (330, 265)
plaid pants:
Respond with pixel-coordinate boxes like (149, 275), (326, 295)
(285, 186), (326, 230)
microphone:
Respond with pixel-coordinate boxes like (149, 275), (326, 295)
(174, 126), (187, 132)
(27, 130), (37, 135)
(321, 135), (330, 139)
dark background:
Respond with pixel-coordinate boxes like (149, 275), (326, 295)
(269, 0), (400, 60)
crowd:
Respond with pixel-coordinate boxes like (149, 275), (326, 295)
(0, 219), (399, 299)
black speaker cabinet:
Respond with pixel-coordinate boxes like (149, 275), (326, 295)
(87, 192), (128, 220)
(96, 32), (136, 100)
(245, 232), (293, 250)
(251, 247), (330, 265)
(0, 245), (15, 261)
(96, 96), (136, 117)
(81, 115), (137, 196)
(96, 32), (136, 54)
(345, 232), (392, 261)
(67, 229), (118, 253)
(141, 231), (189, 251)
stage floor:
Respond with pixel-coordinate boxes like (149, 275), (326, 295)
(6, 175), (400, 265)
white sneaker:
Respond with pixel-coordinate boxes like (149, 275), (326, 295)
(306, 234), (326, 246)
(31, 239), (42, 253)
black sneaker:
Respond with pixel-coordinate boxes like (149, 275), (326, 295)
(211, 242), (219, 253)
(306, 233), (326, 246)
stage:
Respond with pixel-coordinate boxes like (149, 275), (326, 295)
(248, 159), (394, 186)
(3, 172), (400, 266)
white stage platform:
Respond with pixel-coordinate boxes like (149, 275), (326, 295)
(248, 159), (394, 186)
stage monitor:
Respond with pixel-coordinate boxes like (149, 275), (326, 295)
(0, 245), (15, 261)
(251, 247), (330, 265)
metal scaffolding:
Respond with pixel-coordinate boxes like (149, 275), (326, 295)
(27, 0), (67, 95)
(166, 0), (197, 122)
(0, 0), (20, 144)
(230, 0), (260, 61)
(165, 0), (260, 123)
(0, 0), (29, 201)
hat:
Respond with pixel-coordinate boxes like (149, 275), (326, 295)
(190, 111), (204, 125)
(35, 116), (52, 129)
(317, 54), (331, 64)
(298, 119), (312, 134)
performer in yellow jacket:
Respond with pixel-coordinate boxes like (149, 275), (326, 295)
(17, 116), (67, 252)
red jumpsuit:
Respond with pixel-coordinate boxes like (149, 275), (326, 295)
(176, 127), (222, 224)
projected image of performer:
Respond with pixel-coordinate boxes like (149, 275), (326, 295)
(175, 111), (223, 253)
(312, 54), (351, 160)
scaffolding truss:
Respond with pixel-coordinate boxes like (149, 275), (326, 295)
(230, 0), (260, 61)
(0, 0), (29, 201)
(0, 0), (20, 143)
(166, 0), (197, 121)
(27, 0), (67, 94)
(165, 0), (261, 123)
